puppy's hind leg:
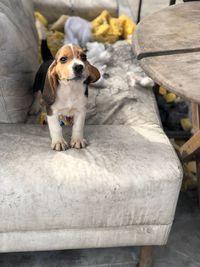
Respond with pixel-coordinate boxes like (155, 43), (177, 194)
(29, 91), (42, 115)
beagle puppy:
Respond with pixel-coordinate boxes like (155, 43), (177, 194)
(32, 44), (100, 151)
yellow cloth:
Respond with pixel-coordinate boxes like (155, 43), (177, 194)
(164, 92), (176, 103)
(159, 86), (167, 95)
(91, 10), (136, 43)
(50, 15), (69, 32)
(180, 118), (192, 132)
(39, 112), (47, 125)
(47, 31), (64, 57)
(182, 161), (197, 191)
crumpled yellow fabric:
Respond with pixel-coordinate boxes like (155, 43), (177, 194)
(164, 92), (177, 103)
(47, 31), (64, 57)
(180, 118), (192, 132)
(50, 15), (69, 32)
(91, 10), (136, 43)
(182, 161), (197, 191)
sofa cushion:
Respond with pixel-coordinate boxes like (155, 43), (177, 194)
(0, 0), (38, 123)
(0, 123), (182, 232)
(86, 41), (158, 126)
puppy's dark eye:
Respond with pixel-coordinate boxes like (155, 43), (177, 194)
(60, 57), (68, 63)
(80, 54), (87, 62)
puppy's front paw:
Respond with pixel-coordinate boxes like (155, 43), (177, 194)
(70, 138), (88, 149)
(51, 139), (69, 151)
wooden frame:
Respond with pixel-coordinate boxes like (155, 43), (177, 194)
(180, 103), (200, 206)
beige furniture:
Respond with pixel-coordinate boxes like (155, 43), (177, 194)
(0, 1), (182, 266)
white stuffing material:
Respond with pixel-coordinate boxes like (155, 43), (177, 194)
(127, 71), (154, 88)
(86, 42), (112, 88)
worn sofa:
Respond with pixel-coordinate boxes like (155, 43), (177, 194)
(0, 1), (182, 266)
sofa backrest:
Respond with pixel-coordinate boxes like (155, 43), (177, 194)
(33, 0), (118, 22)
(0, 0), (139, 124)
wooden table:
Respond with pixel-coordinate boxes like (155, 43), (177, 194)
(133, 2), (200, 205)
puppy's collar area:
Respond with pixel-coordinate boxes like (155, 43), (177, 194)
(59, 76), (90, 83)
(66, 76), (83, 81)
(83, 77), (90, 97)
(83, 77), (90, 85)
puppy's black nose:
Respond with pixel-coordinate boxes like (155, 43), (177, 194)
(73, 64), (83, 74)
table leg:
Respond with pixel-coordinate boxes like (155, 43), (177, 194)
(196, 156), (200, 206)
(192, 103), (200, 133)
(192, 103), (200, 206)
(137, 0), (143, 23)
(138, 246), (153, 267)
(180, 103), (200, 206)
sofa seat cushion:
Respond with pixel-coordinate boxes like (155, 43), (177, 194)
(0, 124), (182, 232)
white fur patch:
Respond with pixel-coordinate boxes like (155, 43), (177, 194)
(47, 113), (68, 151)
(48, 79), (87, 150)
(52, 80), (87, 116)
(69, 43), (75, 57)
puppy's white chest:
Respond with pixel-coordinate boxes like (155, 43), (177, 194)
(52, 81), (87, 115)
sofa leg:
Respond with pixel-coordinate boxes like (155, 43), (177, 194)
(138, 246), (153, 267)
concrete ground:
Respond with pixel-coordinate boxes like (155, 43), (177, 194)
(0, 190), (200, 267)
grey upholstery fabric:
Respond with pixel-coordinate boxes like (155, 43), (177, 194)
(0, 0), (38, 123)
(33, 0), (118, 22)
(1, 225), (171, 253)
(0, 124), (181, 231)
(0, 123), (182, 251)
(86, 41), (160, 126)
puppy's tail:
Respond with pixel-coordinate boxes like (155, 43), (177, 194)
(35, 17), (53, 62)
(35, 17), (47, 41)
(30, 19), (54, 114)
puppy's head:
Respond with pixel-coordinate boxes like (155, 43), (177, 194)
(48, 44), (100, 92)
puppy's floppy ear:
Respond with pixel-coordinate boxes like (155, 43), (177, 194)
(47, 60), (58, 94)
(43, 60), (59, 109)
(87, 63), (100, 83)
